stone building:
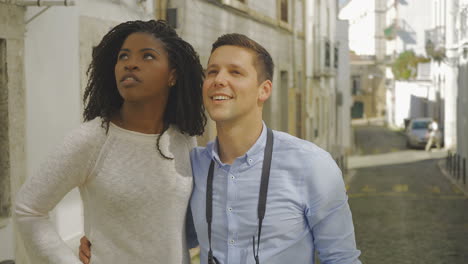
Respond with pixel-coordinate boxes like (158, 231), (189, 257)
(0, 0), (350, 262)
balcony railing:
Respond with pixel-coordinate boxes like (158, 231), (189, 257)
(425, 26), (446, 48)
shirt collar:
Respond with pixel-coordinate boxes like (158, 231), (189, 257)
(205, 122), (268, 166)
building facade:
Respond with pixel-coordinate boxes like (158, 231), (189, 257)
(0, 0), (350, 262)
(340, 0), (387, 121)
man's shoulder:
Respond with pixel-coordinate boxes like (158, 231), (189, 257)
(272, 130), (330, 160)
(190, 140), (214, 162)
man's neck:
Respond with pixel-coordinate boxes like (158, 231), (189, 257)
(216, 119), (264, 165)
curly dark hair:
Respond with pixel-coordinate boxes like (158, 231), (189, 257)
(83, 20), (206, 159)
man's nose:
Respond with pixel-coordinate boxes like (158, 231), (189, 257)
(213, 71), (228, 87)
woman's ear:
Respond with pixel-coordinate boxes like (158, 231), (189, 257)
(168, 69), (177, 87)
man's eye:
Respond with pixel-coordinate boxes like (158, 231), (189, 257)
(118, 53), (128, 60)
(207, 70), (218, 75)
(143, 53), (155, 60)
(231, 71), (241, 75)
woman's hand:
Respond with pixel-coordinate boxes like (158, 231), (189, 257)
(79, 236), (92, 264)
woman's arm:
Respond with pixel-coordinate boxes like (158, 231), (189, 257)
(15, 121), (104, 264)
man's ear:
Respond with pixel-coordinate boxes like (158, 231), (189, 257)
(258, 80), (272, 102)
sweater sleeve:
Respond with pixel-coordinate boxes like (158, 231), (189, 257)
(15, 120), (105, 264)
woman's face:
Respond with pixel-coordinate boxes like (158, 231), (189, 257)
(114, 32), (175, 104)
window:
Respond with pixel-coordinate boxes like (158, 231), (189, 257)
(280, 71), (289, 132)
(352, 75), (361, 95)
(280, 0), (288, 23)
(325, 40), (331, 67)
(296, 93), (302, 138)
(334, 43), (339, 69)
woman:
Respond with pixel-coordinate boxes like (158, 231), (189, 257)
(15, 20), (205, 264)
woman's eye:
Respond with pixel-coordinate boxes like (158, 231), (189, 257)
(143, 53), (155, 60)
(207, 70), (218, 75)
(118, 53), (128, 60)
(231, 70), (241, 75)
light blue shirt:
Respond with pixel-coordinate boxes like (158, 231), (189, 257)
(190, 123), (361, 264)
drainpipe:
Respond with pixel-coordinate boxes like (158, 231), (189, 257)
(19, 0), (76, 24)
(19, 0), (76, 6)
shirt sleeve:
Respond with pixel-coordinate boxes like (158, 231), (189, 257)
(14, 123), (103, 264)
(303, 152), (362, 264)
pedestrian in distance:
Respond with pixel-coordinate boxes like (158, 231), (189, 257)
(15, 20), (205, 264)
(79, 33), (362, 264)
(425, 119), (441, 151)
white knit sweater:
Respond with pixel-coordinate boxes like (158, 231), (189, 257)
(15, 118), (196, 264)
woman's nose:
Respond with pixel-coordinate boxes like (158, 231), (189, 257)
(124, 64), (139, 71)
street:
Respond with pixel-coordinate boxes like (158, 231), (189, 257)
(348, 125), (468, 264)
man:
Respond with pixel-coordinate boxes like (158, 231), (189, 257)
(80, 34), (361, 264)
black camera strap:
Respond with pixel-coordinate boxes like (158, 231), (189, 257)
(206, 127), (274, 264)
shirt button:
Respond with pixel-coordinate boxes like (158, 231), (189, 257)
(248, 158), (253, 163)
(229, 239), (235, 244)
(231, 175), (235, 180)
(228, 207), (233, 212)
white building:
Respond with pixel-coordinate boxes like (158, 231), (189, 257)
(427, 0), (458, 150)
(384, 0), (433, 57)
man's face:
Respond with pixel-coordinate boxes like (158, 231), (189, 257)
(203, 45), (267, 124)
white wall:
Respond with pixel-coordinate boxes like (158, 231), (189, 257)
(393, 81), (435, 127)
(22, 0), (154, 257)
(0, 219), (14, 260)
(24, 4), (83, 248)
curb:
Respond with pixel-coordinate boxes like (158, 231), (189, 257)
(437, 160), (468, 196)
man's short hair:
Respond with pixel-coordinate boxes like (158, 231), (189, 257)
(211, 33), (274, 83)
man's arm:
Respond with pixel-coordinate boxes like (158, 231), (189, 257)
(304, 153), (362, 264)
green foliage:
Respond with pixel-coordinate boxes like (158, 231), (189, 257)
(425, 40), (446, 62)
(391, 51), (430, 80)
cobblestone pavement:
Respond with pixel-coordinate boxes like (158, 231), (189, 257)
(353, 125), (407, 155)
(348, 125), (468, 264)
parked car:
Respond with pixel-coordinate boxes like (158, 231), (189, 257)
(405, 118), (443, 149)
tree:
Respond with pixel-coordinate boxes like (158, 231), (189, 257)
(391, 51), (430, 80)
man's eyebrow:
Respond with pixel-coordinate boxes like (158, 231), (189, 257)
(228, 63), (243, 69)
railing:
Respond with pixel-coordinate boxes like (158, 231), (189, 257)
(425, 26), (446, 48)
(446, 151), (467, 185)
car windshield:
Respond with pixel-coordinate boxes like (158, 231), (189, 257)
(412, 121), (430, 129)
